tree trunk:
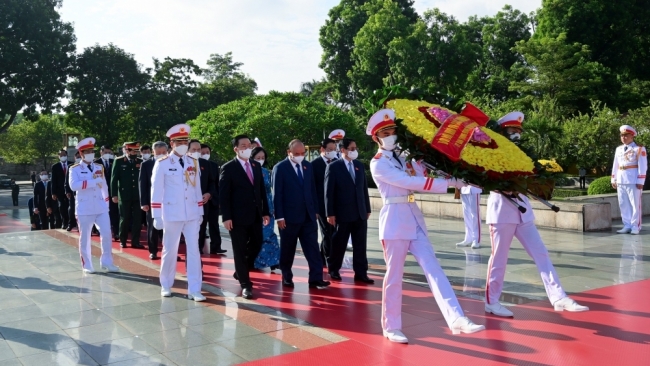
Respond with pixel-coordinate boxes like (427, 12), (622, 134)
(0, 111), (18, 134)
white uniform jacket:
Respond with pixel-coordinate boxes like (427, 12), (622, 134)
(370, 149), (448, 240)
(485, 191), (535, 224)
(611, 142), (647, 185)
(150, 154), (203, 222)
(69, 162), (110, 216)
(460, 186), (482, 195)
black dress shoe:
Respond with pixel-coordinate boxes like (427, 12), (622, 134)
(66, 226), (73, 232)
(120, 243), (126, 248)
(177, 256), (182, 261)
(149, 253), (158, 260)
(233, 272), (254, 285)
(329, 271), (342, 281)
(308, 280), (331, 289)
(282, 279), (295, 288)
(242, 287), (253, 299)
(132, 243), (145, 249)
(354, 275), (375, 284)
(211, 249), (227, 254)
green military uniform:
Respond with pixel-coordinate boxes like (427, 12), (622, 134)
(111, 143), (144, 248)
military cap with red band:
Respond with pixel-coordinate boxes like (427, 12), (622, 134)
(167, 123), (191, 140)
(76, 137), (96, 151)
(366, 109), (397, 136)
(497, 111), (524, 130)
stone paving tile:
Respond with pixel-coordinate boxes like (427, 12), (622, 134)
(4, 329), (78, 358)
(17, 345), (98, 366)
(64, 320), (135, 345)
(117, 314), (182, 336)
(138, 327), (212, 353)
(79, 336), (161, 365)
(217, 333), (297, 361)
(164, 343), (246, 365)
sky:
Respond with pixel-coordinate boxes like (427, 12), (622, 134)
(59, 0), (541, 94)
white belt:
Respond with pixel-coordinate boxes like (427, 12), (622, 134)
(384, 194), (415, 204)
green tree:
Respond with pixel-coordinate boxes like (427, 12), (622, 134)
(65, 44), (149, 148)
(299, 78), (339, 106)
(197, 52), (257, 109)
(0, 114), (64, 169)
(188, 92), (364, 164)
(518, 97), (565, 161)
(319, 0), (417, 106)
(0, 0), (76, 132)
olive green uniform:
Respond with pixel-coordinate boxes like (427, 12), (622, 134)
(111, 155), (143, 247)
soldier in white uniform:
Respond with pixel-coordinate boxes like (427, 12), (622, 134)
(611, 125), (647, 234)
(69, 137), (119, 274)
(484, 112), (589, 317)
(151, 124), (206, 301)
(456, 185), (482, 249)
(367, 109), (485, 344)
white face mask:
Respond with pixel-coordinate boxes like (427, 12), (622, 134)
(59, 156), (67, 162)
(174, 144), (189, 156)
(84, 153), (95, 162)
(141, 153), (151, 160)
(291, 155), (304, 164)
(154, 155), (164, 161)
(201, 154), (210, 160)
(379, 135), (398, 151)
(254, 159), (265, 166)
(237, 148), (252, 159)
(75, 158), (82, 163)
(324, 151), (338, 160)
(40, 175), (49, 181)
(346, 150), (359, 160)
(509, 133), (521, 141)
(102, 154), (113, 160)
(188, 152), (200, 160)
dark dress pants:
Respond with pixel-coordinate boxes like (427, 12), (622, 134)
(207, 204), (222, 253)
(37, 211), (52, 230)
(279, 219), (324, 282)
(58, 196), (70, 228)
(119, 199), (142, 246)
(317, 215), (335, 265)
(329, 219), (368, 276)
(109, 200), (119, 237)
(199, 206), (209, 253)
(11, 193), (18, 206)
(228, 217), (263, 289)
(146, 210), (162, 255)
(51, 201), (62, 228)
(68, 195), (77, 228)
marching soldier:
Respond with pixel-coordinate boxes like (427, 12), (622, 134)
(69, 137), (119, 274)
(111, 142), (144, 248)
(151, 124), (205, 301)
(612, 124), (647, 234)
(367, 109), (484, 343)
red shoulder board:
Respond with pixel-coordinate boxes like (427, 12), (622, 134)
(374, 153), (383, 159)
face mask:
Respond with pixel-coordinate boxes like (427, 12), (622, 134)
(201, 154), (210, 160)
(188, 152), (200, 160)
(102, 154), (113, 160)
(346, 150), (359, 160)
(324, 151), (338, 160)
(379, 135), (398, 151)
(40, 175), (49, 181)
(141, 153), (151, 160)
(238, 148), (252, 159)
(291, 155), (304, 164)
(75, 158), (82, 163)
(509, 133), (521, 142)
(59, 156), (67, 162)
(255, 159), (265, 166)
(84, 153), (95, 162)
(174, 145), (189, 156)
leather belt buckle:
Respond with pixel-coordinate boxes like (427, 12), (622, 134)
(407, 194), (415, 203)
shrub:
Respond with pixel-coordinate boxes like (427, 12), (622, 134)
(551, 189), (587, 198)
(588, 176), (616, 195)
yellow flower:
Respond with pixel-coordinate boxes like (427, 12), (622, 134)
(538, 159), (563, 173)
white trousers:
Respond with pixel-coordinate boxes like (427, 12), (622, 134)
(618, 184), (642, 230)
(461, 193), (481, 243)
(486, 221), (566, 305)
(160, 219), (202, 293)
(78, 212), (113, 271)
(381, 227), (463, 330)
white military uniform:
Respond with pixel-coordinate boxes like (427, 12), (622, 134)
(485, 192), (566, 305)
(370, 148), (465, 331)
(151, 153), (204, 293)
(611, 141), (647, 231)
(69, 160), (114, 271)
(460, 186), (482, 244)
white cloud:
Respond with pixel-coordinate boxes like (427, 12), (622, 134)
(59, 0), (541, 94)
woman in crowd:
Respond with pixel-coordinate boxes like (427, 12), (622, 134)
(251, 147), (280, 271)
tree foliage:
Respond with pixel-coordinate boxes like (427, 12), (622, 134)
(0, 0), (76, 132)
(0, 114), (64, 169)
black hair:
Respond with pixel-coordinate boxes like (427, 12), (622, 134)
(339, 138), (355, 150)
(59, 149), (67, 155)
(100, 145), (112, 152)
(201, 144), (211, 152)
(188, 139), (201, 148)
(251, 147), (268, 166)
(321, 138), (335, 148)
(232, 134), (250, 148)
(140, 144), (151, 151)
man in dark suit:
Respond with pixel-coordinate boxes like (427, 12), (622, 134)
(51, 149), (71, 229)
(273, 139), (331, 289)
(33, 170), (53, 230)
(139, 141), (167, 259)
(311, 138), (338, 264)
(220, 135), (270, 299)
(63, 153), (78, 231)
(325, 138), (374, 284)
(28, 197), (38, 230)
(188, 140), (218, 254)
(201, 143), (225, 254)
(96, 146), (119, 239)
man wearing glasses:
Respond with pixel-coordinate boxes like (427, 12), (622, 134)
(612, 125), (647, 234)
(111, 142), (145, 248)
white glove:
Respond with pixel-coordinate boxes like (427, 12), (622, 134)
(153, 218), (163, 230)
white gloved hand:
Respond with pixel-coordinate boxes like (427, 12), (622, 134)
(153, 218), (163, 230)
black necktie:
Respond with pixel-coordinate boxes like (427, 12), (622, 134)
(625, 146), (629, 151)
(179, 158), (184, 168)
(392, 151), (403, 167)
(296, 163), (304, 185)
(87, 164), (93, 172)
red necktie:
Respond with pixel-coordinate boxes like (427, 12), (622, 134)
(245, 162), (254, 184)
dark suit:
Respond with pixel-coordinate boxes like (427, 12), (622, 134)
(96, 157), (118, 236)
(201, 160), (223, 253)
(312, 156), (337, 263)
(28, 197), (37, 230)
(63, 164), (77, 229)
(220, 157), (269, 288)
(197, 158), (218, 253)
(33, 180), (53, 230)
(325, 159), (371, 276)
(273, 158), (324, 282)
(139, 158), (162, 255)
(51, 161), (71, 228)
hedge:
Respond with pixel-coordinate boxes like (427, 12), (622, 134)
(551, 189), (587, 198)
(588, 176), (616, 195)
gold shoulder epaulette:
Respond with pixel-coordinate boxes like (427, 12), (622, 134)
(157, 156), (169, 161)
(70, 163), (81, 169)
